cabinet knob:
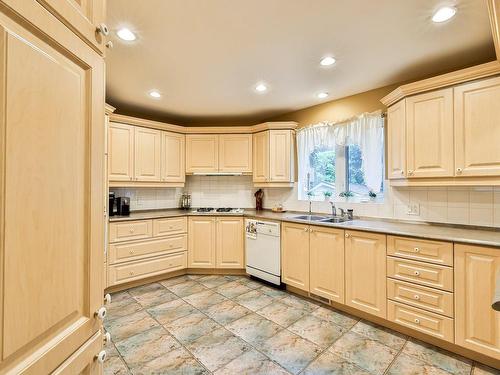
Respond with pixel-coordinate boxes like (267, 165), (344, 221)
(408, 170), (414, 176)
(456, 168), (463, 174)
(303, 227), (308, 232)
(96, 23), (109, 36)
(414, 294), (420, 300)
(105, 41), (114, 49)
(401, 170), (404, 175)
(104, 293), (112, 304)
(414, 270), (420, 276)
(129, 228), (135, 233)
(129, 250), (134, 254)
(310, 229), (314, 233)
(414, 318), (420, 324)
(95, 307), (107, 320)
(104, 331), (111, 345)
(96, 350), (107, 364)
(129, 271), (134, 276)
(414, 247), (420, 253)
(345, 233), (350, 238)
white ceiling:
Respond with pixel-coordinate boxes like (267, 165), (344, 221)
(106, 0), (495, 124)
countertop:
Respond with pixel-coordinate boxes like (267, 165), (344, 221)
(109, 208), (500, 247)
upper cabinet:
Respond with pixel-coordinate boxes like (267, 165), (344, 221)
(219, 134), (252, 173)
(108, 123), (135, 181)
(162, 132), (185, 183)
(253, 130), (295, 186)
(186, 134), (219, 173)
(134, 127), (162, 182)
(387, 100), (406, 179)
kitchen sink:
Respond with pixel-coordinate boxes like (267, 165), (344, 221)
(292, 215), (330, 221)
(320, 217), (349, 223)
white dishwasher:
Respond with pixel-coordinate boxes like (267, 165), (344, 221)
(245, 219), (281, 285)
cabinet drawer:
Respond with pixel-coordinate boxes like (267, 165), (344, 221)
(387, 278), (453, 317)
(108, 252), (187, 286)
(387, 256), (453, 291)
(388, 301), (454, 342)
(109, 220), (152, 243)
(153, 217), (187, 237)
(387, 236), (453, 266)
(109, 235), (187, 264)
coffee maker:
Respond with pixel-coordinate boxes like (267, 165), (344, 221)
(109, 192), (130, 216)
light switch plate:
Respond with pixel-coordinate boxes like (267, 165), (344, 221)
(407, 203), (420, 216)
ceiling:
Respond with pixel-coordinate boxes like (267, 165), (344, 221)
(106, 0), (496, 125)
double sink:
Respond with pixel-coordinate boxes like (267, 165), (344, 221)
(291, 214), (349, 223)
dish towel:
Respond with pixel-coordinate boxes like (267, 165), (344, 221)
(493, 270), (500, 312)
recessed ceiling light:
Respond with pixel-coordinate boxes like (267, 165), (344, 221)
(255, 83), (268, 93)
(149, 90), (161, 98)
(432, 6), (457, 23)
(317, 92), (329, 99)
(320, 56), (336, 66)
(117, 28), (136, 41)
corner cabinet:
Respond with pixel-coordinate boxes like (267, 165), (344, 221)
(455, 244), (500, 360)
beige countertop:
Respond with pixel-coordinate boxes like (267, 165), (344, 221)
(109, 208), (500, 247)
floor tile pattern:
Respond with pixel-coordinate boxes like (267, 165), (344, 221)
(104, 274), (499, 375)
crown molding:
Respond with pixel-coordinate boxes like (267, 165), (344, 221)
(381, 61), (500, 107)
(109, 113), (186, 133)
(105, 103), (116, 114)
(488, 0), (500, 62)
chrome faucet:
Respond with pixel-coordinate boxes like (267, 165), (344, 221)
(339, 208), (346, 217)
(309, 200), (312, 214)
(330, 202), (336, 217)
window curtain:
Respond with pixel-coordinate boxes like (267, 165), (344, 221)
(296, 111), (384, 199)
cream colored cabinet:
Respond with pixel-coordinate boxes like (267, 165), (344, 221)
(345, 231), (387, 318)
(282, 222), (310, 291)
(454, 76), (500, 177)
(188, 217), (217, 268)
(186, 134), (219, 173)
(134, 127), (162, 181)
(455, 244), (500, 359)
(216, 217), (244, 268)
(309, 226), (345, 303)
(387, 100), (407, 179)
(161, 131), (185, 182)
(0, 2), (105, 372)
(406, 88), (454, 178)
(108, 122), (135, 181)
(219, 134), (252, 173)
(253, 131), (270, 182)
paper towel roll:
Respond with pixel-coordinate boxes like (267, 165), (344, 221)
(492, 270), (500, 312)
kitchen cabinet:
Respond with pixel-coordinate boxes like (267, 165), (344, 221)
(186, 134), (219, 173)
(188, 217), (217, 268)
(454, 76), (500, 177)
(253, 130), (294, 186)
(219, 134), (252, 173)
(345, 231), (387, 318)
(0, 1), (105, 372)
(108, 122), (135, 181)
(162, 131), (185, 182)
(282, 222), (310, 291)
(216, 217), (244, 268)
(406, 88), (454, 178)
(309, 226), (345, 303)
(455, 244), (500, 359)
(387, 99), (407, 179)
(134, 127), (162, 182)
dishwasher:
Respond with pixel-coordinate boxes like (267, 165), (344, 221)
(245, 219), (281, 285)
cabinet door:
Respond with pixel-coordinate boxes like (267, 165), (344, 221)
(269, 130), (292, 182)
(454, 76), (500, 177)
(134, 127), (161, 181)
(188, 217), (216, 268)
(387, 100), (406, 179)
(161, 131), (185, 182)
(282, 222), (310, 291)
(310, 226), (345, 303)
(186, 134), (219, 173)
(253, 131), (269, 182)
(406, 88), (454, 178)
(0, 3), (104, 373)
(219, 134), (252, 173)
(108, 122), (134, 181)
(455, 244), (500, 359)
(216, 217), (244, 268)
(345, 231), (387, 318)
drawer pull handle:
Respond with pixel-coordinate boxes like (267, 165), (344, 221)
(414, 294), (420, 300)
(95, 307), (107, 320)
(96, 350), (107, 364)
(129, 250), (134, 254)
(414, 271), (420, 276)
(414, 247), (420, 253)
(129, 229), (135, 233)
(414, 318), (420, 324)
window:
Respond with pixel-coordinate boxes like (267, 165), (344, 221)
(297, 113), (385, 202)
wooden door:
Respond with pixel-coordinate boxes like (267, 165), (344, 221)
(188, 217), (216, 268)
(216, 217), (244, 268)
(406, 88), (454, 178)
(186, 134), (218, 173)
(455, 244), (500, 359)
(219, 134), (252, 173)
(0, 2), (104, 373)
(387, 100), (406, 179)
(345, 231), (387, 318)
(34, 0), (106, 54)
(161, 131), (185, 183)
(269, 130), (292, 182)
(454, 76), (500, 177)
(253, 131), (269, 182)
(282, 222), (310, 292)
(134, 127), (161, 181)
(309, 226), (345, 303)
(108, 122), (134, 181)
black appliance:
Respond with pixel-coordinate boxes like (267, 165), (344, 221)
(109, 192), (117, 216)
(117, 197), (130, 216)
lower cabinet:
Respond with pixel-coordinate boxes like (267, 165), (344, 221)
(282, 222), (310, 291)
(51, 331), (103, 375)
(188, 216), (244, 269)
(345, 230), (387, 318)
(455, 244), (500, 360)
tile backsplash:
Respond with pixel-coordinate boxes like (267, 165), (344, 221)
(111, 177), (500, 228)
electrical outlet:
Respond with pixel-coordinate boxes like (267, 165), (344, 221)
(407, 203), (420, 216)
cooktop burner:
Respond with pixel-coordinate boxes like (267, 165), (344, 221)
(196, 207), (214, 212)
(193, 207), (244, 214)
(216, 207), (233, 212)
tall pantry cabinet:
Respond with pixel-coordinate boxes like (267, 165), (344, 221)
(0, 0), (106, 374)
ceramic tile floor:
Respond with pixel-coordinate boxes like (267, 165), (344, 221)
(104, 274), (499, 375)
